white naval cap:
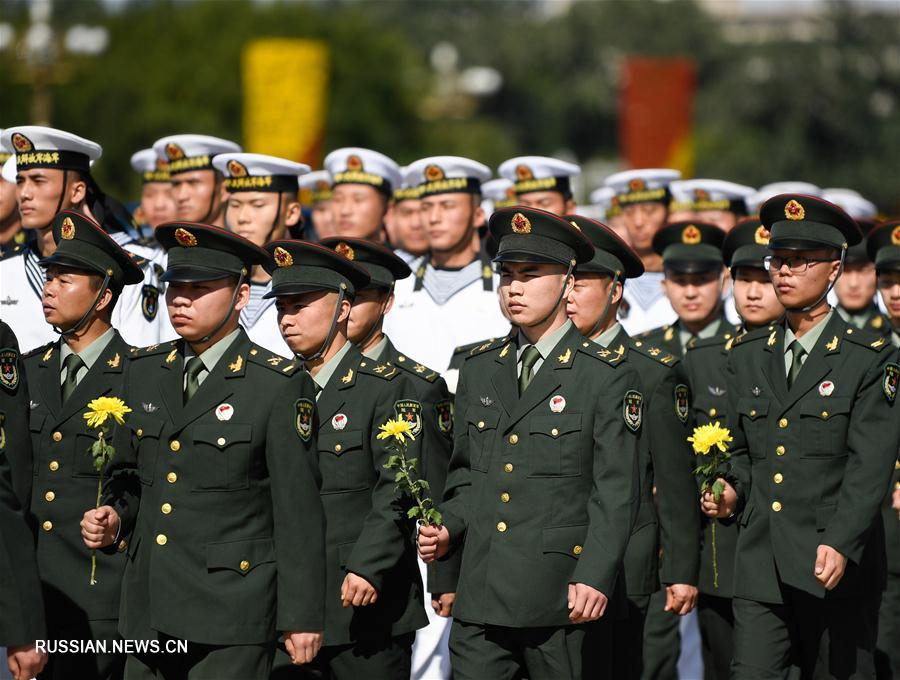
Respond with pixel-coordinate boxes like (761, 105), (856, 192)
(0, 129), (11, 163)
(1, 156), (16, 183)
(323, 147), (401, 195)
(604, 168), (681, 206)
(588, 186), (619, 219)
(746, 181), (821, 214)
(130, 148), (171, 183)
(669, 179), (756, 215)
(298, 170), (334, 206)
(406, 155), (491, 197)
(481, 178), (517, 208)
(821, 188), (877, 220)
(1, 125), (102, 173)
(497, 156), (580, 196)
(392, 165), (422, 202)
(213, 152), (310, 193)
(152, 134), (241, 175)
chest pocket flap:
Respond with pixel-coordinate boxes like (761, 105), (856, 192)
(29, 413), (47, 432)
(799, 397), (851, 419)
(530, 414), (582, 437)
(467, 406), (500, 431)
(193, 423), (252, 449)
(128, 414), (164, 440)
(206, 537), (275, 575)
(737, 398), (768, 420)
(318, 430), (364, 456)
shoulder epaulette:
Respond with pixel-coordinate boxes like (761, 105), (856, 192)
(23, 341), (54, 360)
(628, 338), (679, 366)
(637, 323), (669, 340)
(246, 346), (298, 375)
(0, 244), (26, 261)
(132, 340), (178, 357)
(685, 334), (729, 352)
(358, 360), (400, 380)
(730, 325), (773, 348)
(392, 355), (440, 383)
(578, 340), (627, 367)
(462, 337), (508, 360)
(842, 326), (891, 352)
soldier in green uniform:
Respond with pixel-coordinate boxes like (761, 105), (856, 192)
(865, 220), (900, 679)
(20, 210), (143, 680)
(683, 217), (785, 680)
(564, 214), (700, 680)
(703, 194), (900, 679)
(264, 239), (427, 679)
(0, 320), (48, 680)
(833, 218), (891, 336)
(81, 222), (326, 679)
(418, 206), (641, 680)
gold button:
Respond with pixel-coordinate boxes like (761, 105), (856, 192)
(750, 409), (757, 417)
(772, 501), (782, 512)
(42, 520), (53, 531)
(52, 431), (62, 442)
(44, 491), (55, 502)
(49, 461), (59, 472)
(478, 421), (485, 429)
(334, 444), (342, 453)
(895, 481), (900, 490)
(504, 463), (514, 473)
(895, 460), (900, 470)
(496, 521), (507, 532)
(398, 356), (406, 362)
(820, 411), (828, 419)
(846, 328), (854, 335)
(166, 472), (177, 483)
(773, 473), (783, 484)
(776, 445), (786, 456)
(551, 428), (559, 437)
(117, 539), (127, 552)
(217, 437), (226, 446)
(709, 408), (717, 417)
(156, 534), (168, 545)
(635, 341), (643, 347)
(573, 545), (583, 556)
(778, 418), (788, 429)
(240, 560), (250, 572)
(500, 492), (510, 503)
(170, 440), (181, 452)
(509, 434), (519, 445)
(161, 503), (172, 514)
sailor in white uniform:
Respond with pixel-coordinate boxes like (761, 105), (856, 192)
(212, 152), (310, 356)
(297, 169), (335, 239)
(387, 166), (428, 264)
(497, 155), (580, 216)
(383, 156), (509, 373)
(0, 126), (165, 351)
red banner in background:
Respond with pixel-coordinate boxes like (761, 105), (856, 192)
(619, 57), (696, 176)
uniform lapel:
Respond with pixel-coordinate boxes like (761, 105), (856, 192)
(56, 332), (127, 425)
(36, 342), (62, 419)
(489, 340), (518, 417)
(315, 345), (361, 426)
(781, 314), (844, 412)
(158, 341), (185, 423)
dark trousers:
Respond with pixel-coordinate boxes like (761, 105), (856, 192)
(641, 588), (681, 680)
(448, 618), (610, 680)
(39, 618), (124, 680)
(698, 593), (734, 680)
(612, 594), (651, 680)
(876, 573), (900, 680)
(125, 635), (274, 680)
(269, 633), (413, 680)
(732, 587), (881, 680)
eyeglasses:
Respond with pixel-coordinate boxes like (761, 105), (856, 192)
(763, 255), (834, 274)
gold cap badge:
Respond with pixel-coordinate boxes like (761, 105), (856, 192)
(273, 246), (293, 267)
(891, 225), (900, 246)
(628, 178), (646, 192)
(346, 154), (363, 171)
(515, 164), (534, 181)
(334, 242), (355, 261)
(174, 228), (197, 247)
(754, 225), (770, 245)
(11, 133), (34, 152)
(425, 164), (444, 182)
(784, 199), (805, 221)
(682, 224), (701, 245)
(60, 217), (76, 240)
(511, 212), (531, 234)
(165, 143), (185, 161)
(227, 159), (248, 177)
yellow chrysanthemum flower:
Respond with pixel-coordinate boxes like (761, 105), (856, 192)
(688, 421), (733, 456)
(377, 418), (414, 444)
(83, 397), (132, 429)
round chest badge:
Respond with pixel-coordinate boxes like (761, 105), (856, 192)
(549, 395), (566, 413)
(332, 413), (348, 431)
(818, 381), (835, 397)
(215, 403), (234, 421)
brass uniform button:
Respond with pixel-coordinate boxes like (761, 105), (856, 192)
(778, 418), (788, 429)
(166, 472), (177, 483)
(156, 534), (168, 545)
(776, 445), (786, 456)
(49, 461), (59, 472)
(772, 501), (782, 512)
(42, 520), (53, 531)
(773, 473), (784, 484)
(551, 428), (559, 437)
(477, 421), (485, 429)
(500, 492), (510, 503)
(709, 408), (717, 417)
(509, 434), (519, 445)
(573, 545), (583, 556)
(117, 540), (127, 553)
(334, 444), (342, 453)
(504, 463), (514, 473)
(750, 409), (757, 417)
(161, 503), (172, 514)
(136, 428), (143, 438)
(44, 491), (55, 502)
(820, 411), (828, 419)
(240, 560), (250, 572)
(496, 521), (507, 533)
(170, 440), (181, 452)
(52, 431), (62, 442)
(895, 481), (900, 490)
(217, 437), (226, 446)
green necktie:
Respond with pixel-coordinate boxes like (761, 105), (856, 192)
(61, 354), (85, 403)
(184, 357), (205, 403)
(518, 345), (541, 395)
(787, 339), (807, 389)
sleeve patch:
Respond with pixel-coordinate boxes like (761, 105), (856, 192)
(294, 398), (314, 441)
(394, 399), (423, 438)
(623, 390), (643, 432)
(0, 347), (19, 390)
(675, 384), (690, 424)
(435, 400), (454, 438)
(883, 364), (899, 404)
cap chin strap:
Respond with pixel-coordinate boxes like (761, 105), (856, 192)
(525, 260), (576, 331)
(356, 284), (394, 350)
(56, 271), (111, 338)
(788, 248), (846, 314)
(36, 172), (71, 234)
(588, 272), (620, 339)
(197, 271), (246, 345)
(297, 286), (348, 363)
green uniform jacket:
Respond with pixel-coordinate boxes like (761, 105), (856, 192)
(608, 328), (700, 596)
(0, 320), (45, 647)
(683, 332), (741, 597)
(313, 343), (428, 646)
(441, 323), (641, 627)
(838, 304), (892, 337)
(639, 314), (740, 360)
(886, 348), (900, 576)
(107, 330), (326, 645)
(726, 316), (900, 603)
(379, 336), (459, 595)
(24, 332), (132, 627)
